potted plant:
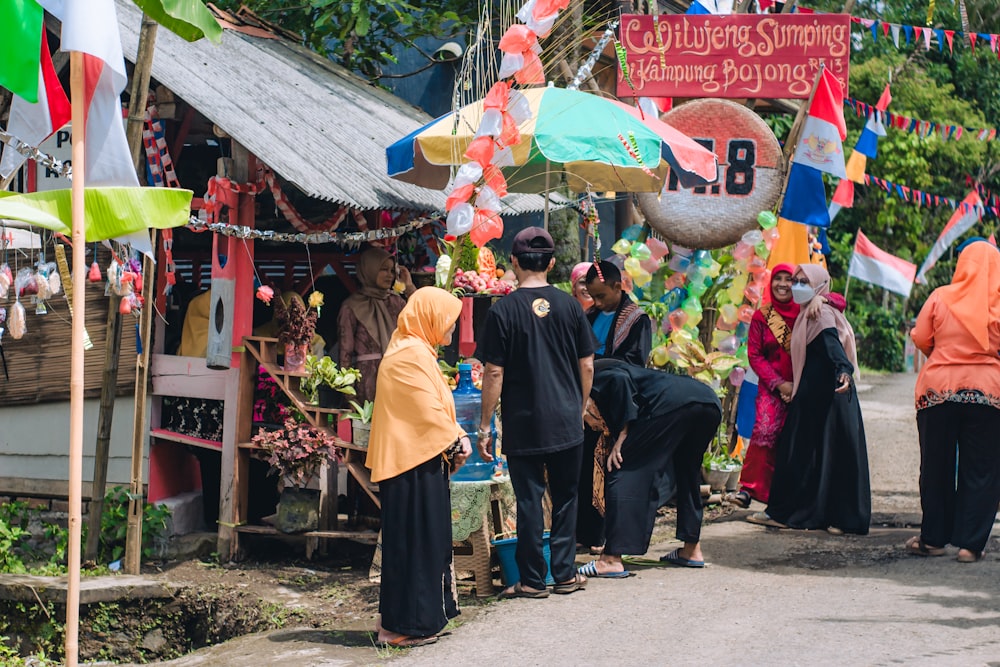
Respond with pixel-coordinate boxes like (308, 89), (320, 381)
(300, 355), (362, 408)
(275, 294), (319, 373)
(341, 400), (374, 448)
(251, 417), (341, 533)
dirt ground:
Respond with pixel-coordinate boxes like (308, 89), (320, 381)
(125, 372), (1000, 667)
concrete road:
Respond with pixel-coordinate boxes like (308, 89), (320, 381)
(143, 373), (1000, 666)
(398, 372), (1000, 667)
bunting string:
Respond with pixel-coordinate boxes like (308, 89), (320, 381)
(862, 173), (1000, 220)
(184, 215), (436, 245)
(845, 97), (997, 143)
(0, 128), (72, 179)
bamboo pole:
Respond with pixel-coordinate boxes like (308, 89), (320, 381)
(88, 13), (158, 563)
(125, 241), (156, 574)
(119, 14), (161, 575)
(65, 49), (87, 667)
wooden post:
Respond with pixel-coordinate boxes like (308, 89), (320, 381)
(124, 239), (156, 574)
(65, 49), (87, 667)
(126, 15), (158, 173)
(84, 294), (122, 562)
(90, 12), (159, 563)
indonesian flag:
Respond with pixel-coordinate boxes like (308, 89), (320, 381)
(848, 230), (917, 297)
(0, 29), (71, 180)
(915, 191), (984, 283)
(38, 0), (138, 189)
(779, 68), (847, 228)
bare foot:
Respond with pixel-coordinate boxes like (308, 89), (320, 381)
(957, 548), (984, 563)
(595, 554), (625, 574)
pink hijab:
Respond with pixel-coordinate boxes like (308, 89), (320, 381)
(790, 263), (858, 397)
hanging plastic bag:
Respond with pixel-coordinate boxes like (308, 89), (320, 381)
(9, 300), (26, 339)
(48, 268), (61, 296)
(0, 263), (10, 299)
(15, 268), (36, 297)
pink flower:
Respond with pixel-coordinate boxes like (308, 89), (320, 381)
(256, 285), (274, 305)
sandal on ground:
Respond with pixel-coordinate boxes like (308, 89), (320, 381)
(497, 582), (550, 600)
(379, 634), (439, 648)
(577, 559), (631, 579)
(746, 511), (787, 528)
(727, 491), (751, 509)
(659, 548), (705, 568)
(904, 535), (946, 557)
(957, 548), (985, 563)
(552, 572), (588, 594)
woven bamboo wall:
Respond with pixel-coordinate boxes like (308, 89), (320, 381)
(0, 280), (138, 406)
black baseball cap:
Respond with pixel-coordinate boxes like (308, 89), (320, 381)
(511, 227), (554, 255)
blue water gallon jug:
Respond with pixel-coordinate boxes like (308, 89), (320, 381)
(451, 363), (497, 482)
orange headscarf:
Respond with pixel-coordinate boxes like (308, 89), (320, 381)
(936, 241), (1000, 352)
(365, 287), (464, 482)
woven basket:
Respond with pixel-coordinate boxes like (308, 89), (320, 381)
(638, 99), (785, 249)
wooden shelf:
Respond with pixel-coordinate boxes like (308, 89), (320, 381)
(150, 428), (223, 451)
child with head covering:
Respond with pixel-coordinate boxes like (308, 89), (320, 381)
(571, 262), (594, 311)
(366, 287), (470, 647)
(907, 242), (1000, 562)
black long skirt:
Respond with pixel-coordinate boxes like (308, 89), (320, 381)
(605, 404), (719, 555)
(767, 330), (871, 534)
(379, 455), (459, 637)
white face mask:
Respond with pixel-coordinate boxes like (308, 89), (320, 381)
(790, 283), (817, 304)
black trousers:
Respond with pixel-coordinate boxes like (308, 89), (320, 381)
(379, 456), (458, 636)
(507, 444), (583, 589)
(576, 427), (605, 548)
(605, 404), (719, 554)
(917, 402), (1000, 554)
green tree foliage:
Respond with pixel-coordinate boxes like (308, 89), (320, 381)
(215, 0), (479, 79)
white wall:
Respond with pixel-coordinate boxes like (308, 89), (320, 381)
(0, 396), (148, 485)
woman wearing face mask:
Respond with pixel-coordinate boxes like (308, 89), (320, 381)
(729, 264), (845, 508)
(748, 263), (871, 535)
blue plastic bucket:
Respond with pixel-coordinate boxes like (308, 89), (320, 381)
(491, 532), (555, 586)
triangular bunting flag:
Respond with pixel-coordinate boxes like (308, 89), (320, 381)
(903, 25), (913, 44)
(890, 24), (901, 47)
(969, 32), (977, 50)
(945, 30), (955, 53)
(870, 21), (880, 41)
(935, 28), (945, 51)
(882, 22), (891, 37)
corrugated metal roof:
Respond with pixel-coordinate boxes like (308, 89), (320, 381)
(115, 1), (559, 215)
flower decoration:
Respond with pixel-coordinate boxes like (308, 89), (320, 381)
(256, 285), (274, 305)
(275, 295), (318, 347)
(251, 418), (342, 488)
(308, 290), (324, 309)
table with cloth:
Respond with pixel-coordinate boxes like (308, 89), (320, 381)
(450, 475), (516, 596)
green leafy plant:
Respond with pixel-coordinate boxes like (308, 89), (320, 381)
(300, 355), (362, 403)
(0, 517), (29, 574)
(341, 400), (374, 424)
(252, 418), (342, 487)
(99, 487), (172, 563)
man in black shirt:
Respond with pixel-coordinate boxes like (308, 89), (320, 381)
(477, 227), (595, 598)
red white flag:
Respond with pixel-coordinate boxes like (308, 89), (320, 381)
(916, 191), (984, 283)
(38, 0), (138, 188)
(848, 229), (917, 297)
(0, 29), (71, 180)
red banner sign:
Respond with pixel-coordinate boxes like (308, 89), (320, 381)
(617, 14), (850, 99)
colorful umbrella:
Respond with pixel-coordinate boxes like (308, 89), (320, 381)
(387, 86), (718, 194)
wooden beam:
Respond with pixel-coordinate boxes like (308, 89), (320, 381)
(170, 105), (196, 166)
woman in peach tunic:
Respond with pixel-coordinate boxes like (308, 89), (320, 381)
(907, 241), (1000, 562)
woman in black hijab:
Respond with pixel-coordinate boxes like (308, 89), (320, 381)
(578, 360), (722, 577)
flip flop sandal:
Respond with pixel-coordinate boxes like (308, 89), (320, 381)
(552, 572), (588, 594)
(957, 549), (985, 563)
(904, 536), (946, 557)
(380, 634), (439, 648)
(497, 582), (550, 600)
(746, 511), (787, 528)
(577, 559), (632, 578)
(660, 548), (706, 568)
(727, 491), (751, 508)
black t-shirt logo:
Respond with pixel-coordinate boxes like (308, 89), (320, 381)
(531, 298), (551, 318)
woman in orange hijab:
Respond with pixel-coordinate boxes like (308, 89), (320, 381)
(366, 287), (471, 647)
(908, 241), (1000, 563)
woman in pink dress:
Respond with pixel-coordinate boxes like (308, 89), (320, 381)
(730, 264), (845, 506)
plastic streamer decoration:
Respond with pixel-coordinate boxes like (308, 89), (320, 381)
(445, 0), (572, 248)
(608, 211), (780, 387)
